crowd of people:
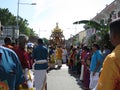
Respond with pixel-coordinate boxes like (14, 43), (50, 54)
(64, 18), (120, 90)
(47, 38), (111, 90)
(48, 18), (120, 90)
(0, 18), (120, 90)
(0, 33), (49, 90)
(65, 43), (107, 90)
(48, 45), (68, 69)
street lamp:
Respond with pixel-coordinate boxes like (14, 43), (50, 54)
(19, 3), (36, 5)
(16, 0), (20, 30)
(16, 0), (36, 36)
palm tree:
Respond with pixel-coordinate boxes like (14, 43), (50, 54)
(73, 19), (109, 36)
(73, 11), (116, 50)
(73, 20), (101, 30)
(73, 19), (112, 49)
(73, 11), (115, 34)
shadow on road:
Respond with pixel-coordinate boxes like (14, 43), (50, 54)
(68, 69), (84, 89)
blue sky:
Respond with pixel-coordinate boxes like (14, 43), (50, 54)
(0, 0), (114, 39)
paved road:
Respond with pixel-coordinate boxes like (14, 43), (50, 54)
(47, 64), (83, 90)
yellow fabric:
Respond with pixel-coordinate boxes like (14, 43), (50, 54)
(19, 70), (33, 90)
(50, 54), (55, 63)
(19, 84), (34, 90)
(97, 44), (120, 90)
(55, 48), (63, 60)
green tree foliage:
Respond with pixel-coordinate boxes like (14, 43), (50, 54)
(0, 8), (16, 25)
(73, 11), (115, 50)
(29, 28), (35, 36)
(0, 8), (36, 37)
(42, 38), (49, 45)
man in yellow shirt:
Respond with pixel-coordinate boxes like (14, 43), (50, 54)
(55, 45), (63, 69)
(97, 18), (120, 89)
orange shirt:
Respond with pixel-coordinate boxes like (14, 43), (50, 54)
(97, 45), (120, 90)
(2, 45), (13, 50)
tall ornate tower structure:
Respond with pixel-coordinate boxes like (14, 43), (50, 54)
(49, 23), (65, 46)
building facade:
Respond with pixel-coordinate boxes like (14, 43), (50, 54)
(69, 0), (120, 46)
